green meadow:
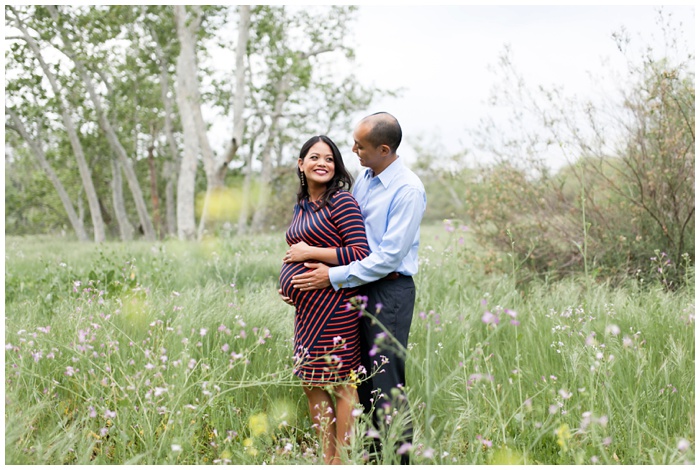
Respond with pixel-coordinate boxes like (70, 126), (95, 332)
(4, 225), (695, 464)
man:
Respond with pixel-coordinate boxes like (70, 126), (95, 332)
(285, 112), (426, 463)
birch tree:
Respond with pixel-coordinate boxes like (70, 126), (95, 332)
(7, 5), (106, 242)
(46, 5), (156, 241)
(5, 107), (89, 241)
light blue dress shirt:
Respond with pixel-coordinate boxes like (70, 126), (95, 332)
(328, 157), (426, 290)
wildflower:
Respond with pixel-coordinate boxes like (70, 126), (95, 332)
(605, 324), (621, 336)
(602, 436), (612, 446)
(622, 336), (633, 348)
(104, 409), (116, 419)
(369, 344), (379, 357)
(154, 387), (168, 397)
(248, 413), (269, 437)
(200, 328), (208, 337)
(422, 447), (435, 458)
(678, 438), (690, 452)
(366, 429), (380, 439)
(555, 424), (571, 451)
(375, 302), (383, 312)
(548, 404), (559, 415)
(221, 343), (230, 353)
(333, 336), (343, 346)
(65, 366), (76, 377)
(598, 415), (608, 427)
(397, 442), (413, 455)
(145, 363), (155, 370)
(171, 444), (182, 452)
(481, 311), (499, 325)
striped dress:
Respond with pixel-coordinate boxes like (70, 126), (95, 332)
(279, 190), (370, 385)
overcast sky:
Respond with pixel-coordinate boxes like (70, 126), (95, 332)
(341, 4), (695, 172)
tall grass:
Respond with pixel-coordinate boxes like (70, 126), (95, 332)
(4, 227), (695, 464)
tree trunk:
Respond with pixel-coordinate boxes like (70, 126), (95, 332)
(250, 74), (291, 233)
(163, 160), (178, 237)
(196, 6), (251, 238)
(153, 29), (180, 238)
(174, 5), (201, 240)
(216, 5), (251, 185)
(78, 187), (85, 226)
(147, 137), (162, 238)
(111, 159), (135, 241)
(6, 108), (89, 242)
(9, 7), (106, 243)
(46, 5), (156, 241)
(237, 121), (265, 234)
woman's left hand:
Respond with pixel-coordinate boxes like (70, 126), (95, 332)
(283, 241), (311, 263)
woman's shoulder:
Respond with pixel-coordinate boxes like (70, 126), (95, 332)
(329, 190), (361, 213)
(330, 189), (356, 203)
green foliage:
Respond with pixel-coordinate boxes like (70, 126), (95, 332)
(4, 227), (695, 464)
(5, 4), (385, 238)
(464, 12), (694, 286)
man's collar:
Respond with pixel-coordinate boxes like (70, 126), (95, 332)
(364, 157), (402, 188)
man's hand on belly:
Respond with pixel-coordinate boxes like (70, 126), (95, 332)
(291, 263), (331, 291)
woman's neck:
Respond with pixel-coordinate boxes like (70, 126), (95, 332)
(307, 183), (326, 202)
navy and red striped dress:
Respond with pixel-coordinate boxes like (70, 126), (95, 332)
(279, 190), (370, 385)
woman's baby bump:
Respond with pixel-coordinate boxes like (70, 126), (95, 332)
(279, 261), (311, 303)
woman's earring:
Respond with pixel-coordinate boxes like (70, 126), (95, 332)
(300, 171), (306, 187)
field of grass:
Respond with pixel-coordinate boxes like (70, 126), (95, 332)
(4, 225), (695, 464)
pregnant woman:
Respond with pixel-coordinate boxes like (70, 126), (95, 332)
(279, 135), (369, 464)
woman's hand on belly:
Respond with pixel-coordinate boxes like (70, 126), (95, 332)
(278, 288), (295, 306)
(283, 241), (311, 263)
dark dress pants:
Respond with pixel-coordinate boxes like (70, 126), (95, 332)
(358, 275), (415, 463)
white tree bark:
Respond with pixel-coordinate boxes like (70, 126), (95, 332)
(218, 4), (251, 184)
(250, 73), (291, 233)
(111, 159), (135, 241)
(152, 24), (180, 238)
(192, 6), (251, 238)
(9, 7), (106, 242)
(174, 5), (201, 240)
(237, 119), (265, 234)
(46, 6), (156, 241)
(6, 107), (89, 242)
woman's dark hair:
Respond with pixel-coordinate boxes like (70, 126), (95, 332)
(296, 135), (353, 211)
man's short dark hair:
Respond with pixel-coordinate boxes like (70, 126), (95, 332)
(364, 112), (402, 154)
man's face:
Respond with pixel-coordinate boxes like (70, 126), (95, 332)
(351, 122), (384, 171)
